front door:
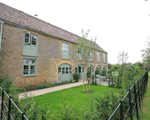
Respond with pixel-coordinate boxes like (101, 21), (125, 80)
(58, 64), (72, 83)
(88, 65), (95, 76)
(75, 65), (85, 79)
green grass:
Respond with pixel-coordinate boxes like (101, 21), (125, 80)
(31, 85), (118, 115)
(138, 72), (150, 120)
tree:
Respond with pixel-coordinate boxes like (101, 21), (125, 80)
(117, 51), (129, 88)
(133, 62), (143, 68)
(73, 30), (96, 92)
(108, 63), (113, 70)
(142, 41), (150, 66)
(117, 51), (128, 64)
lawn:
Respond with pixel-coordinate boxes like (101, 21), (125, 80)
(138, 72), (150, 120)
(31, 84), (118, 115)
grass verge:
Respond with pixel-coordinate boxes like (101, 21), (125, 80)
(138, 72), (150, 120)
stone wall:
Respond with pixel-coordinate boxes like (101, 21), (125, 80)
(0, 23), (108, 87)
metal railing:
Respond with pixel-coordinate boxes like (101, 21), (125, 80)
(108, 71), (148, 120)
(0, 87), (28, 120)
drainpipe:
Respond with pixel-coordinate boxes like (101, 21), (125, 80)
(0, 20), (4, 51)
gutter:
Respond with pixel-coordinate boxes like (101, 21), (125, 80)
(0, 20), (4, 51)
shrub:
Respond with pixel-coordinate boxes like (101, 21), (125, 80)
(58, 94), (78, 120)
(91, 75), (97, 85)
(82, 92), (119, 120)
(0, 76), (12, 93)
(73, 73), (80, 82)
(95, 70), (100, 75)
(102, 70), (107, 76)
(87, 71), (91, 78)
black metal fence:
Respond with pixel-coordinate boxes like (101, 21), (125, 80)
(0, 87), (28, 120)
(108, 71), (148, 120)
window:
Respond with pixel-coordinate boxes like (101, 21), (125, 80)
(62, 67), (65, 74)
(24, 33), (37, 46)
(96, 66), (101, 71)
(23, 32), (38, 56)
(58, 66), (72, 74)
(103, 53), (106, 63)
(62, 43), (69, 59)
(66, 67), (68, 74)
(75, 67), (78, 74)
(92, 67), (94, 72)
(58, 67), (61, 74)
(89, 51), (92, 61)
(97, 52), (100, 62)
(78, 48), (82, 60)
(23, 59), (36, 76)
(69, 67), (72, 73)
(82, 67), (84, 72)
(103, 65), (107, 71)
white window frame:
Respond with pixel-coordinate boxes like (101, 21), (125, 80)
(89, 51), (93, 61)
(103, 53), (106, 63)
(22, 58), (36, 76)
(24, 32), (37, 46)
(62, 43), (69, 59)
(78, 48), (82, 60)
(97, 52), (100, 62)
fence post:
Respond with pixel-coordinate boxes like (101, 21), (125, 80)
(143, 76), (146, 95)
(140, 78), (143, 101)
(146, 71), (148, 88)
(22, 112), (25, 120)
(145, 72), (148, 89)
(128, 88), (133, 120)
(137, 80), (141, 109)
(1, 89), (4, 119)
(144, 75), (146, 94)
(134, 83), (139, 120)
(8, 96), (11, 120)
(142, 77), (144, 101)
(120, 100), (123, 120)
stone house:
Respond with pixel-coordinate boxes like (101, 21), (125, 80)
(0, 3), (108, 87)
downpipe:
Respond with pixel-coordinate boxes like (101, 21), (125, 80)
(0, 20), (4, 51)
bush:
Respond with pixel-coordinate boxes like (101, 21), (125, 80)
(87, 71), (91, 78)
(82, 91), (119, 120)
(58, 94), (78, 120)
(91, 75), (97, 85)
(95, 70), (100, 75)
(0, 76), (12, 93)
(102, 70), (107, 76)
(73, 73), (80, 82)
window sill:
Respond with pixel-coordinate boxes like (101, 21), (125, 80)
(62, 58), (70, 60)
(22, 75), (37, 77)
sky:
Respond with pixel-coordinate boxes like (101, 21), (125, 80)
(1, 0), (150, 64)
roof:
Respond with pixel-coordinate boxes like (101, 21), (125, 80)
(0, 2), (107, 53)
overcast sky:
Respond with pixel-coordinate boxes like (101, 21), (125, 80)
(1, 0), (150, 64)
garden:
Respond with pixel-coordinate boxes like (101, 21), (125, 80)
(0, 60), (147, 120)
(1, 34), (150, 119)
